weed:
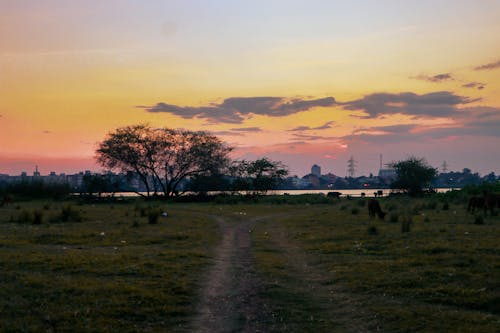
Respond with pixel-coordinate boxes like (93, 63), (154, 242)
(401, 215), (412, 233)
(17, 210), (32, 223)
(389, 212), (399, 223)
(148, 209), (160, 224)
(59, 205), (83, 222)
(426, 201), (438, 210)
(367, 224), (378, 235)
(33, 210), (43, 225)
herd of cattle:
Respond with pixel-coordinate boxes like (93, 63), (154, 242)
(467, 192), (500, 215)
(327, 191), (500, 220)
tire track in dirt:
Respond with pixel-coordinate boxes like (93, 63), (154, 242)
(262, 218), (380, 333)
(190, 214), (270, 333)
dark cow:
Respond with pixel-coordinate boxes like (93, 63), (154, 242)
(467, 196), (485, 213)
(368, 199), (386, 219)
(327, 191), (342, 198)
(483, 192), (500, 215)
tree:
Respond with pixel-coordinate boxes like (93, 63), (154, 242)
(389, 156), (437, 195)
(96, 125), (232, 197)
(230, 158), (289, 194)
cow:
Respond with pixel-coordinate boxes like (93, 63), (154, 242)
(327, 191), (342, 199)
(483, 192), (500, 216)
(368, 199), (386, 220)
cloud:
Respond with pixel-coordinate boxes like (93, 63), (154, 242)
(229, 127), (262, 132)
(291, 133), (328, 141)
(313, 121), (335, 130)
(412, 73), (454, 82)
(474, 59), (500, 71)
(141, 96), (336, 124)
(462, 82), (485, 90)
(288, 121), (335, 132)
(342, 91), (477, 118)
(288, 126), (312, 132)
(344, 106), (500, 145)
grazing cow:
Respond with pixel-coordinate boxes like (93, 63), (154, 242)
(368, 199), (386, 219)
(467, 196), (485, 213)
(327, 191), (342, 198)
(483, 192), (500, 215)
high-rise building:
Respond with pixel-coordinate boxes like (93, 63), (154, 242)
(311, 164), (321, 177)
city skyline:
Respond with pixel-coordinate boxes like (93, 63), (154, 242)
(1, 1), (499, 176)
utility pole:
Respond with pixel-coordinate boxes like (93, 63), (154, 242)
(347, 156), (356, 178)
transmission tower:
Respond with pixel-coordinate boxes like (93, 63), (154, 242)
(441, 161), (448, 173)
(347, 156), (357, 178)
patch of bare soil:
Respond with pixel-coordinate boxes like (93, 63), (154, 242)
(190, 215), (271, 333)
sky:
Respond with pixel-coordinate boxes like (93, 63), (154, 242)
(1, 0), (499, 177)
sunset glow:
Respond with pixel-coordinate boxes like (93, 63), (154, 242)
(1, 0), (499, 176)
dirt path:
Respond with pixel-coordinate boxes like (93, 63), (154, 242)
(190, 214), (270, 333)
(190, 212), (378, 332)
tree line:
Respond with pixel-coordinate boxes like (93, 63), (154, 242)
(96, 124), (289, 198)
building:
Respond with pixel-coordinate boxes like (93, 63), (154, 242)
(311, 164), (321, 177)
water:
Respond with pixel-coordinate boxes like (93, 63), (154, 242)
(100, 188), (457, 198)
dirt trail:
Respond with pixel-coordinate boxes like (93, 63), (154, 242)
(190, 212), (377, 332)
(191, 214), (269, 333)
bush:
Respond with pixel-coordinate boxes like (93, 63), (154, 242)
(148, 209), (160, 224)
(474, 215), (484, 225)
(59, 205), (83, 222)
(17, 210), (32, 223)
(426, 201), (438, 210)
(442, 202), (450, 211)
(389, 213), (399, 223)
(351, 207), (359, 215)
(357, 199), (366, 207)
(33, 210), (43, 225)
(401, 216), (412, 233)
(367, 225), (378, 235)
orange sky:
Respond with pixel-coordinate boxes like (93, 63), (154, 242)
(1, 1), (499, 176)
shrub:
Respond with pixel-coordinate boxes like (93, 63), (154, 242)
(474, 215), (484, 225)
(426, 201), (438, 210)
(148, 209), (160, 224)
(367, 225), (378, 235)
(401, 216), (412, 233)
(33, 210), (43, 225)
(389, 213), (399, 223)
(351, 207), (359, 215)
(17, 210), (32, 223)
(442, 202), (450, 211)
(59, 205), (83, 222)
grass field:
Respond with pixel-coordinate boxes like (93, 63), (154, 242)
(0, 195), (499, 332)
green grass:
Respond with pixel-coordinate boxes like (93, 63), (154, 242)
(0, 200), (219, 332)
(0, 196), (499, 332)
